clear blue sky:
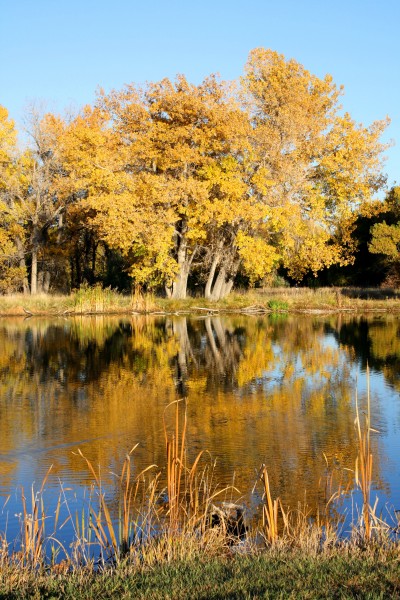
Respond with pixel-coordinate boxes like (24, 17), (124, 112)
(1, 0), (398, 188)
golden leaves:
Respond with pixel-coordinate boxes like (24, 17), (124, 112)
(0, 46), (390, 293)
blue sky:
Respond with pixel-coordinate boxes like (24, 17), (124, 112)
(1, 0), (398, 188)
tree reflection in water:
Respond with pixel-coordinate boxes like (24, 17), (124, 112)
(0, 314), (397, 524)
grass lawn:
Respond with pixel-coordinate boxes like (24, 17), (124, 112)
(2, 551), (400, 599)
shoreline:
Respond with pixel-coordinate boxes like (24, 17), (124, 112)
(1, 287), (400, 318)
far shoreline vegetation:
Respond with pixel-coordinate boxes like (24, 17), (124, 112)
(1, 285), (400, 317)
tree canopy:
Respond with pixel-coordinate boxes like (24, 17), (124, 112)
(0, 49), (390, 296)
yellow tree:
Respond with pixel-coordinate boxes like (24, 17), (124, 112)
(89, 76), (280, 299)
(21, 108), (71, 294)
(45, 107), (120, 288)
(91, 75), (252, 298)
(0, 106), (30, 292)
(0, 105), (73, 295)
(243, 48), (389, 281)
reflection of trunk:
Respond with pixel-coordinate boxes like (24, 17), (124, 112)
(173, 317), (196, 397)
(205, 317), (224, 373)
(204, 316), (242, 380)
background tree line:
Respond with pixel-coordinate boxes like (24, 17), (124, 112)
(0, 48), (396, 298)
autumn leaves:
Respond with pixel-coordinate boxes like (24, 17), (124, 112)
(0, 49), (389, 296)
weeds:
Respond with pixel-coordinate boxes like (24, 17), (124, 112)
(267, 299), (289, 312)
(76, 447), (159, 565)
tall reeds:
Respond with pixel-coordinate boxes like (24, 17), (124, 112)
(164, 400), (187, 531)
(354, 365), (381, 542)
(19, 466), (52, 567)
(261, 466), (280, 544)
(76, 447), (158, 564)
(163, 400), (222, 534)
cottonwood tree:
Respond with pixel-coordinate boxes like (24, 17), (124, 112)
(21, 108), (69, 294)
(56, 76), (252, 298)
(0, 106), (30, 292)
(369, 186), (400, 284)
(98, 75), (253, 298)
(0, 106), (71, 295)
(242, 48), (389, 282)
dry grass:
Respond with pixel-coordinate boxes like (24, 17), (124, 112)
(1, 285), (400, 316)
(0, 285), (159, 316)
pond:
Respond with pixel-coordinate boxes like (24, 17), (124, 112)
(0, 313), (399, 544)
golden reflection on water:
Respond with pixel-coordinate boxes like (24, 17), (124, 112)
(0, 313), (398, 513)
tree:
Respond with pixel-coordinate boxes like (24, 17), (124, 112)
(0, 106), (29, 292)
(242, 48), (389, 282)
(0, 105), (73, 295)
(52, 77), (252, 298)
(95, 75), (255, 299)
(21, 107), (70, 294)
(3, 48), (386, 298)
(369, 186), (400, 285)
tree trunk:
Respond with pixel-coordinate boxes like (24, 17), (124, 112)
(172, 263), (190, 299)
(209, 259), (240, 301)
(31, 247), (38, 295)
(210, 267), (226, 301)
(15, 237), (29, 294)
(205, 251), (221, 300)
(43, 271), (51, 293)
(37, 271), (44, 293)
(220, 278), (234, 299)
(171, 224), (196, 299)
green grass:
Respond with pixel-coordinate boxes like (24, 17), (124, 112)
(1, 286), (400, 316)
(2, 550), (400, 599)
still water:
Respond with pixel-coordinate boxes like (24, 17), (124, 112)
(0, 313), (400, 540)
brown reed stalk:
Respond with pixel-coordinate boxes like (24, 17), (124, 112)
(261, 465), (281, 544)
(163, 400), (226, 534)
(163, 400), (187, 531)
(20, 466), (52, 567)
(77, 447), (157, 563)
(354, 365), (377, 542)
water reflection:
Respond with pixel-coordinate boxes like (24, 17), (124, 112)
(0, 314), (399, 531)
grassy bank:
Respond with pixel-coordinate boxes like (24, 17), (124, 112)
(2, 550), (400, 599)
(1, 286), (400, 316)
